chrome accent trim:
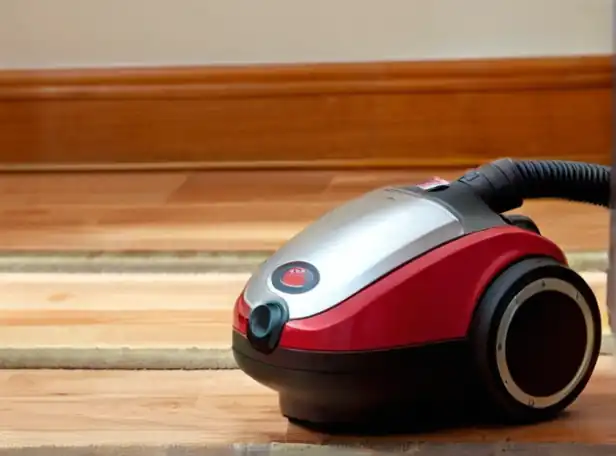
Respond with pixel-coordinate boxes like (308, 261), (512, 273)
(244, 187), (464, 320)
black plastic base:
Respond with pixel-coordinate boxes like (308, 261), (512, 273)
(232, 331), (488, 432)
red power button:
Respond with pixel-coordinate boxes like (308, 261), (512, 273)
(281, 267), (307, 288)
(271, 261), (320, 295)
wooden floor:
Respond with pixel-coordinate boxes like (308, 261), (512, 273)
(0, 271), (608, 358)
(0, 272), (241, 351)
(0, 169), (613, 447)
(0, 270), (611, 447)
(1, 357), (615, 448)
(0, 169), (608, 252)
(0, 169), (609, 358)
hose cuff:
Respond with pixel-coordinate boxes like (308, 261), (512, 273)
(458, 159), (524, 213)
(455, 158), (610, 213)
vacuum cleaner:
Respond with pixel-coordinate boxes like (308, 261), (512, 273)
(231, 158), (610, 430)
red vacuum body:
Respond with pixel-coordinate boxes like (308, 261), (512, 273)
(231, 158), (609, 431)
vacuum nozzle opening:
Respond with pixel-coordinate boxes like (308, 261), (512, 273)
(247, 301), (289, 354)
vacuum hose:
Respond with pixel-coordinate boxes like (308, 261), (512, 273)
(457, 158), (610, 214)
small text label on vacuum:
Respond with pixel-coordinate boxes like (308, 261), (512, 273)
(417, 177), (450, 191)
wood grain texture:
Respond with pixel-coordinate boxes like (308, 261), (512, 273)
(1, 358), (615, 447)
(0, 271), (606, 354)
(0, 55), (611, 169)
(0, 272), (245, 349)
(0, 169), (607, 252)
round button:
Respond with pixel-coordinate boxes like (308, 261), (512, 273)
(271, 261), (320, 295)
(281, 266), (313, 288)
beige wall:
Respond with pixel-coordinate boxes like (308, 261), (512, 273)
(0, 0), (612, 69)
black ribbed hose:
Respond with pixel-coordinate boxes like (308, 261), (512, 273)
(456, 158), (611, 214)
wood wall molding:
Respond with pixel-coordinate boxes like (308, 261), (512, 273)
(0, 55), (611, 171)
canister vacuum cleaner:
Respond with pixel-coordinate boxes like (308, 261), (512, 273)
(232, 158), (610, 431)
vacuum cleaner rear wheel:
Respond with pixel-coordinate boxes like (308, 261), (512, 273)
(470, 256), (601, 424)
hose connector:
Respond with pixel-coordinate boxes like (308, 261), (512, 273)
(456, 158), (610, 214)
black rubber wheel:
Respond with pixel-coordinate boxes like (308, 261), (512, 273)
(469, 256), (601, 424)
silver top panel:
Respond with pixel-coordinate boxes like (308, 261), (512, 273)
(243, 187), (464, 320)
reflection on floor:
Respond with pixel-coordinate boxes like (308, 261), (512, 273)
(0, 169), (608, 252)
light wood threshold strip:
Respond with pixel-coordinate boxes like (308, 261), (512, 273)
(0, 250), (605, 274)
(0, 348), (236, 370)
(0, 271), (609, 369)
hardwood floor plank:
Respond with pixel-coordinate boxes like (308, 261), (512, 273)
(0, 273), (246, 350)
(0, 358), (615, 447)
(0, 309), (231, 348)
(0, 170), (607, 252)
(0, 172), (187, 205)
(0, 273), (248, 310)
(0, 272), (608, 358)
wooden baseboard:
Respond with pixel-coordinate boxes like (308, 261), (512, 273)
(0, 55), (611, 171)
